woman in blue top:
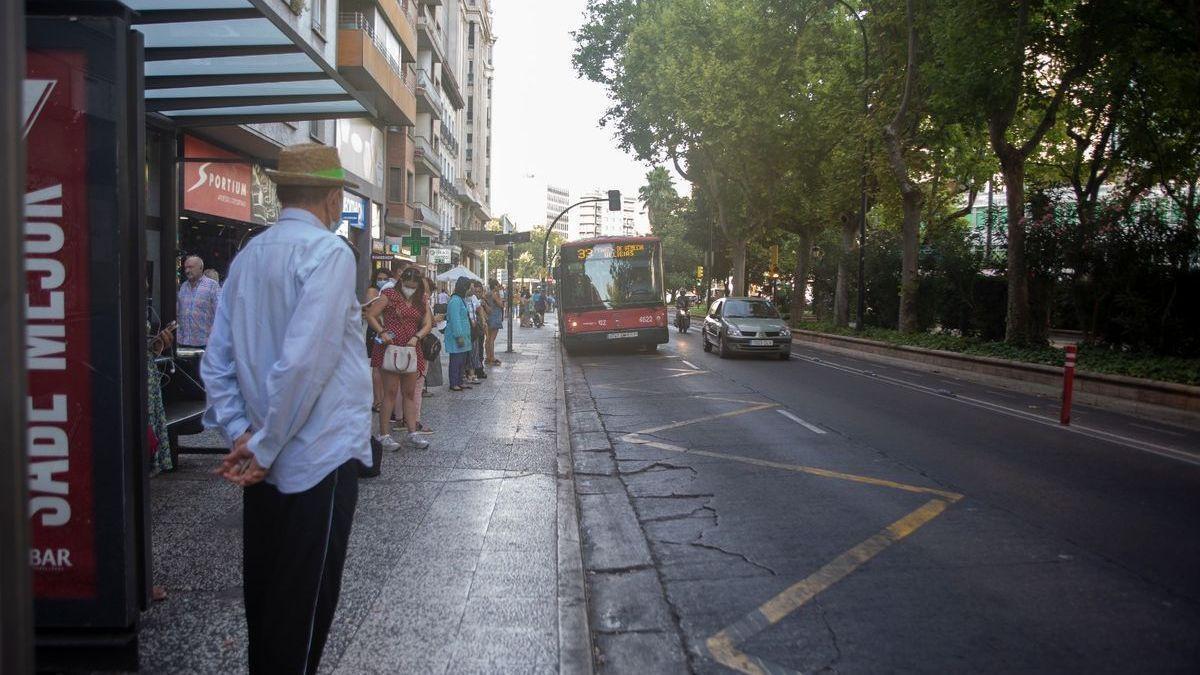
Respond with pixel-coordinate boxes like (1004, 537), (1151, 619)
(443, 276), (475, 391)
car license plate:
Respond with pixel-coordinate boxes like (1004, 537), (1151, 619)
(750, 339), (773, 346)
(607, 331), (638, 339)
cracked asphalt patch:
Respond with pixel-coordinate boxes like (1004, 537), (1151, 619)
(566, 337), (1200, 673)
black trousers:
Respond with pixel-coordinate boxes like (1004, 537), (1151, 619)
(243, 460), (359, 675)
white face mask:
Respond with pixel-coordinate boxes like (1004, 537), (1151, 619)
(401, 285), (417, 298)
(376, 280), (389, 289)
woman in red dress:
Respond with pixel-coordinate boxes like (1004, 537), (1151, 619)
(365, 267), (432, 450)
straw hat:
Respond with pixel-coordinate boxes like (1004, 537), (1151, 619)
(266, 142), (359, 189)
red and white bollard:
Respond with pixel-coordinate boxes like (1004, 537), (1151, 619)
(1060, 344), (1077, 426)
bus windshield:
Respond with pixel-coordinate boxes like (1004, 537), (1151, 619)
(561, 242), (662, 309)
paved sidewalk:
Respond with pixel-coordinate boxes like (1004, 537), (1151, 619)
(138, 316), (589, 673)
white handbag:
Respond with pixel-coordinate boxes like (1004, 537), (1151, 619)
(381, 344), (418, 374)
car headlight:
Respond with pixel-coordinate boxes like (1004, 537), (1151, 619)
(726, 325), (741, 336)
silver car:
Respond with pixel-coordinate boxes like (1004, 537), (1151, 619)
(702, 297), (792, 359)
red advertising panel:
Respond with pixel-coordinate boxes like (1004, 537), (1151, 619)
(24, 51), (97, 599)
(183, 135), (252, 222)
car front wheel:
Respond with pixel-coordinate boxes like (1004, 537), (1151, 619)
(718, 335), (730, 358)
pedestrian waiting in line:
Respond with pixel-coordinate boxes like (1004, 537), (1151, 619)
(202, 142), (370, 674)
(519, 288), (532, 328)
(470, 280), (489, 381)
(365, 266), (432, 451)
(484, 278), (504, 365)
(444, 276), (475, 392)
(365, 270), (391, 412)
(421, 275), (445, 400)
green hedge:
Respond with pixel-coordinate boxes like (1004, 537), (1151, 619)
(801, 320), (1200, 386)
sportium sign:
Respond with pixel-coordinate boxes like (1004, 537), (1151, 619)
(183, 135), (252, 221)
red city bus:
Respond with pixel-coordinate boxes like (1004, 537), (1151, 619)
(555, 236), (669, 351)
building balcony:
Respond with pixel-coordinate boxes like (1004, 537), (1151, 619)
(457, 179), (482, 208)
(440, 62), (465, 110)
(412, 135), (441, 176)
(415, 69), (445, 121)
(417, 15), (446, 64)
(411, 202), (443, 233)
(337, 13), (416, 127)
(440, 124), (459, 153)
(376, 1), (418, 64)
(440, 176), (461, 200)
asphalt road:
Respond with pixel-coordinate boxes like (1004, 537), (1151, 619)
(567, 322), (1200, 673)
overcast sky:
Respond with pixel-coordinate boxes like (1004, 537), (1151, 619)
(489, 0), (683, 231)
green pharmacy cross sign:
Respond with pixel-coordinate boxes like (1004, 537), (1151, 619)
(402, 226), (432, 256)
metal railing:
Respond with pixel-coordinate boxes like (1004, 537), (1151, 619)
(440, 123), (459, 152)
(338, 12), (409, 89)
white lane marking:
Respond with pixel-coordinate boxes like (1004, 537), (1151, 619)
(777, 409), (827, 434)
(792, 353), (1200, 467)
(1130, 422), (1188, 438)
(681, 359), (700, 371)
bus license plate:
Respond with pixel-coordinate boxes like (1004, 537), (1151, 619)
(607, 331), (638, 339)
(750, 339), (773, 346)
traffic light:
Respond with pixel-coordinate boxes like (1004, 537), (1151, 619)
(696, 265), (704, 279)
(607, 189), (622, 211)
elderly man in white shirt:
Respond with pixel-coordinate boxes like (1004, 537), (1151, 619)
(201, 143), (371, 675)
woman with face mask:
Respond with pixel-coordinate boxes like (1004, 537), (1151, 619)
(443, 276), (475, 392)
(365, 267), (432, 450)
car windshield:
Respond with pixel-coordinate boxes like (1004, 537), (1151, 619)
(723, 299), (779, 319)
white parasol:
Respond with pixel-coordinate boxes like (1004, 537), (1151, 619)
(435, 265), (484, 283)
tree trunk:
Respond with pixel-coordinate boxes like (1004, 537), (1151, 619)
(897, 195), (923, 332)
(887, 0), (924, 334)
(729, 238), (747, 296)
(834, 218), (856, 327)
(790, 229), (812, 325)
(1000, 156), (1030, 343)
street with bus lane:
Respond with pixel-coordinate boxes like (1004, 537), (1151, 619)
(565, 321), (1200, 673)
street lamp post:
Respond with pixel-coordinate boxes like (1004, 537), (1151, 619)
(540, 190), (623, 287)
(834, 0), (870, 332)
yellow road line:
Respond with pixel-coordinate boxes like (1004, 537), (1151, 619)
(627, 436), (962, 502)
(708, 499), (951, 674)
(630, 403), (779, 435)
(610, 389), (964, 671)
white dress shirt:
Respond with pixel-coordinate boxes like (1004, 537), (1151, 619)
(201, 207), (372, 494)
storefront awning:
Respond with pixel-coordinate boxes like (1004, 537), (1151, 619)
(125, 0), (373, 126)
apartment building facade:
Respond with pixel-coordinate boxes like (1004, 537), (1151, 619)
(547, 184), (570, 236)
(365, 0), (494, 276)
(571, 191), (640, 240)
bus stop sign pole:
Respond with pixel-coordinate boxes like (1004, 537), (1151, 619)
(506, 243), (514, 353)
